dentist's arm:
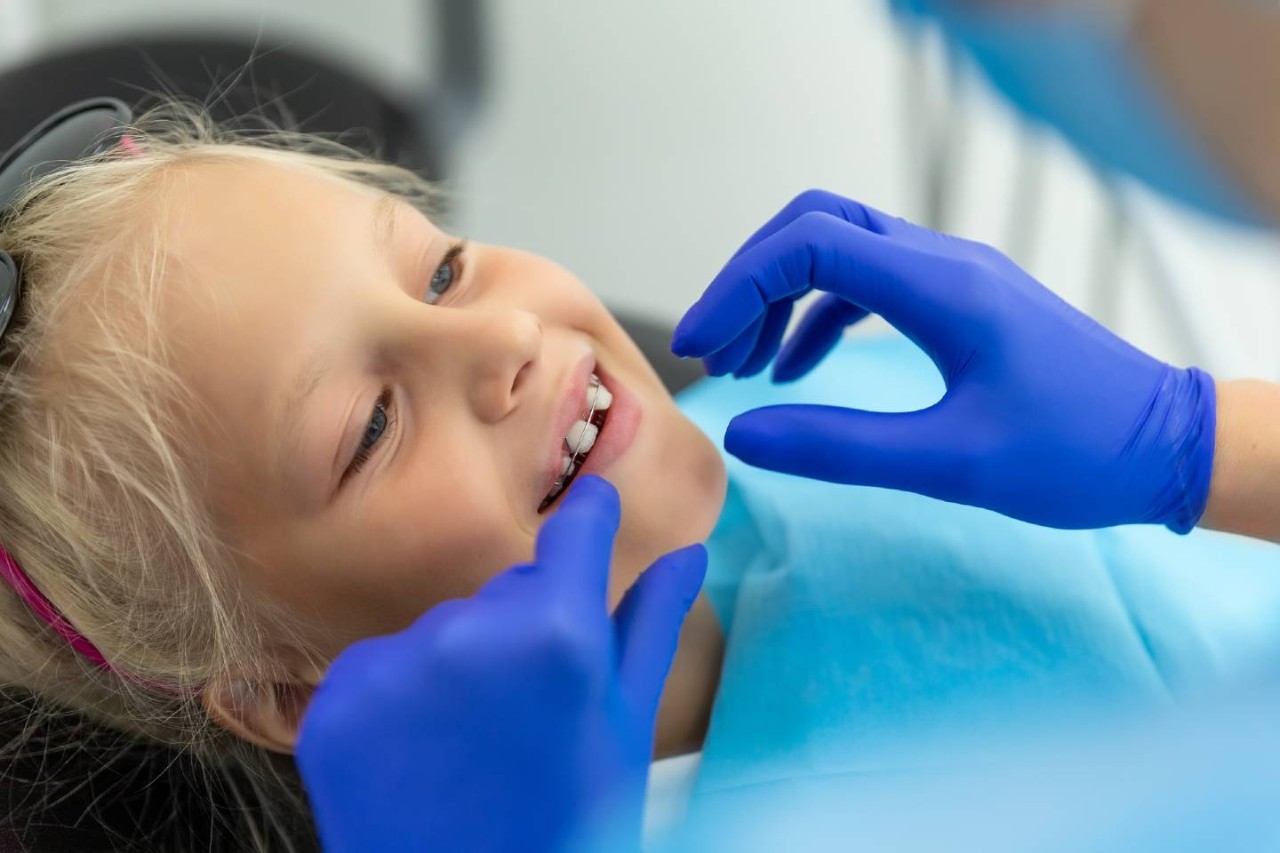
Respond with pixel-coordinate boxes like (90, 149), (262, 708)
(296, 475), (707, 852)
(1203, 381), (1280, 542)
(672, 189), (1278, 539)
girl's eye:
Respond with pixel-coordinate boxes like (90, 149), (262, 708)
(361, 401), (387, 450)
(425, 240), (467, 305)
(343, 390), (395, 483)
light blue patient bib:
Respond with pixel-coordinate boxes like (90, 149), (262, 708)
(674, 333), (1280, 809)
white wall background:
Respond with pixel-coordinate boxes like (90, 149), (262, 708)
(4, 0), (1277, 379)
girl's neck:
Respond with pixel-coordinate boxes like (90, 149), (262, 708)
(653, 594), (724, 758)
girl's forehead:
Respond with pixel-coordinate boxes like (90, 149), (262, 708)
(166, 158), (440, 268)
(165, 167), (375, 298)
(176, 157), (377, 224)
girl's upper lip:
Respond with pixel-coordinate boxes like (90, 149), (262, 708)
(541, 350), (597, 503)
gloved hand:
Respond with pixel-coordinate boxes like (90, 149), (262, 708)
(295, 475), (708, 853)
(671, 189), (1216, 532)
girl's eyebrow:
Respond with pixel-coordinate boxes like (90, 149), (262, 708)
(274, 352), (334, 499)
(373, 193), (401, 254)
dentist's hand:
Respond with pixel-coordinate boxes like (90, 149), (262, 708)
(672, 189), (1216, 532)
(295, 475), (707, 853)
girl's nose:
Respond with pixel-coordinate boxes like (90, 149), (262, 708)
(454, 309), (542, 423)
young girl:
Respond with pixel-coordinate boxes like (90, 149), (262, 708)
(0, 95), (726, 851)
(1, 97), (1277, 851)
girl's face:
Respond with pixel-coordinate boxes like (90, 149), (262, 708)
(161, 158), (726, 676)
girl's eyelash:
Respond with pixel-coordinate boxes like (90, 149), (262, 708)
(343, 389), (396, 485)
(426, 239), (468, 304)
(442, 239), (467, 269)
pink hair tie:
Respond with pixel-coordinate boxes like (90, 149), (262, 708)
(0, 544), (185, 696)
(0, 543), (110, 668)
(0, 120), (187, 697)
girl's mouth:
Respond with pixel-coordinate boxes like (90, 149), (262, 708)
(538, 372), (612, 512)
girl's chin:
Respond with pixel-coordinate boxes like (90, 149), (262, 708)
(653, 429), (727, 542)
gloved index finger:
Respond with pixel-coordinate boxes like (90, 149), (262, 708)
(533, 475), (620, 610)
(672, 191), (884, 360)
(673, 211), (963, 362)
(727, 188), (879, 261)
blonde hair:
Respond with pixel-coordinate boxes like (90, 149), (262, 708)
(0, 94), (439, 850)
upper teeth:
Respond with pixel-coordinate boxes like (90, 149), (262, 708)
(586, 373), (613, 412)
(543, 374), (614, 511)
(563, 374), (611, 458)
(566, 420), (598, 456)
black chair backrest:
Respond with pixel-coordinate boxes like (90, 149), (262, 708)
(0, 35), (439, 180)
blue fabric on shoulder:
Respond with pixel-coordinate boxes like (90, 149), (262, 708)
(674, 332), (1280, 804)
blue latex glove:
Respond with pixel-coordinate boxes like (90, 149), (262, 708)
(671, 190), (1216, 532)
(295, 475), (708, 853)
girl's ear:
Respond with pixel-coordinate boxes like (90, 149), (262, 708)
(201, 674), (320, 755)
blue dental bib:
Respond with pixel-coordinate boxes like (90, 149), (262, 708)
(674, 333), (1280, 808)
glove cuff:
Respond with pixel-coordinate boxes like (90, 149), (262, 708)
(1161, 366), (1217, 535)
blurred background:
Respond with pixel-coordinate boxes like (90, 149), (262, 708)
(1, 0), (1276, 384)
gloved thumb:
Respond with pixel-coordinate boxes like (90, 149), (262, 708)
(725, 404), (963, 499)
(612, 544), (708, 710)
